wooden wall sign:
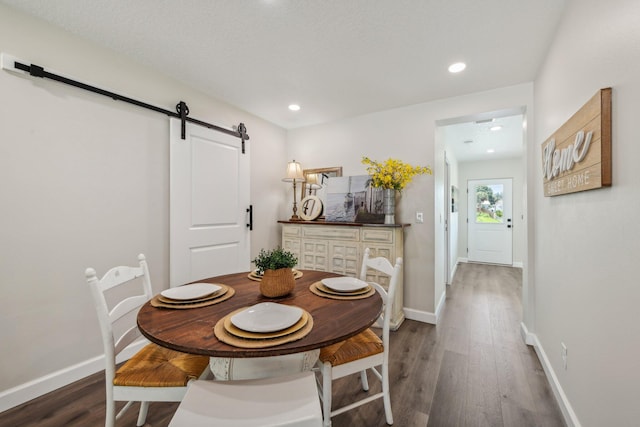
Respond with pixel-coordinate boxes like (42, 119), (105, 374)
(541, 88), (612, 196)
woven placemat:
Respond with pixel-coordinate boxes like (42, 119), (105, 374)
(247, 269), (303, 282)
(150, 285), (235, 309)
(309, 282), (376, 300)
(223, 310), (310, 340)
(157, 285), (227, 304)
(214, 307), (313, 348)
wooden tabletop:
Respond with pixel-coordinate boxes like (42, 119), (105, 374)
(137, 270), (383, 358)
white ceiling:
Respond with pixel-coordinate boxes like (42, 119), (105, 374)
(1, 0), (565, 130)
(443, 114), (524, 162)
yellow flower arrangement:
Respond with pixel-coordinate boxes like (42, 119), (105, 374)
(362, 157), (432, 191)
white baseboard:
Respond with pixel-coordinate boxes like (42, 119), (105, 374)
(434, 291), (446, 323)
(404, 308), (436, 324)
(457, 258), (522, 269)
(529, 333), (582, 427)
(519, 322), (536, 346)
(0, 340), (146, 413)
(404, 291), (446, 325)
(449, 262), (459, 284)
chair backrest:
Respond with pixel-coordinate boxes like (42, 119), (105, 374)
(86, 254), (153, 381)
(358, 248), (402, 346)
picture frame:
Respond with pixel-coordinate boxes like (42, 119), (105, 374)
(300, 167), (342, 219)
(325, 175), (385, 223)
(451, 185), (458, 213)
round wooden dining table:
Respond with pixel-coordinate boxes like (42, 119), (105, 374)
(137, 270), (383, 358)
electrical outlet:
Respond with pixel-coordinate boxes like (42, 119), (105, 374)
(416, 212), (424, 223)
(561, 342), (568, 370)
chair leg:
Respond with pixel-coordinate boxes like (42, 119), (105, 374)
(137, 401), (149, 426)
(382, 361), (393, 425)
(360, 369), (370, 391)
(105, 398), (116, 427)
(322, 362), (333, 427)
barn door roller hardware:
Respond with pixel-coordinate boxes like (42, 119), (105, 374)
(1, 53), (249, 148)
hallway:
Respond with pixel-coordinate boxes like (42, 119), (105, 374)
(424, 263), (564, 426)
(332, 262), (565, 426)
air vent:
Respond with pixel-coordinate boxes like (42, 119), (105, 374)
(463, 140), (474, 144)
(475, 118), (494, 124)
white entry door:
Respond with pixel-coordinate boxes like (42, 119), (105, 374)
(467, 178), (512, 265)
(170, 118), (250, 287)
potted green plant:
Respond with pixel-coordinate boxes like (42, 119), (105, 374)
(252, 247), (298, 297)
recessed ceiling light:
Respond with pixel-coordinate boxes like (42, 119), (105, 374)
(487, 149), (495, 153)
(288, 104), (301, 111)
(490, 125), (502, 131)
(448, 62), (466, 73)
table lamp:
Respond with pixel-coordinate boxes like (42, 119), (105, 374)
(305, 173), (322, 195)
(282, 160), (306, 221)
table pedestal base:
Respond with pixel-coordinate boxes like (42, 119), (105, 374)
(209, 350), (320, 381)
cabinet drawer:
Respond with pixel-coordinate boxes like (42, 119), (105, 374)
(283, 225), (301, 238)
(302, 226), (360, 241)
(362, 228), (394, 244)
(282, 225), (302, 239)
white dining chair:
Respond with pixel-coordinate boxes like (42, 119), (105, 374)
(315, 248), (402, 426)
(169, 371), (323, 427)
(86, 254), (210, 427)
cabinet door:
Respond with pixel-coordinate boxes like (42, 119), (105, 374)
(282, 238), (301, 268)
(329, 242), (359, 276)
(361, 245), (394, 287)
(301, 240), (328, 271)
(282, 225), (302, 268)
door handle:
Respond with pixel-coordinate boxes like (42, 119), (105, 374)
(246, 205), (253, 231)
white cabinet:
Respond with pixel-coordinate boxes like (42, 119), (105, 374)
(280, 221), (407, 330)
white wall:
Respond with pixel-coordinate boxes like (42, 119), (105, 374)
(0, 4), (286, 406)
(456, 157), (525, 265)
(287, 83), (533, 319)
(532, 0), (640, 425)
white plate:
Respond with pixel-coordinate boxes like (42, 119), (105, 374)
(230, 302), (303, 333)
(161, 283), (221, 300)
(321, 277), (369, 292)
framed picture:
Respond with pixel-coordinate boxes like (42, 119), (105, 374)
(451, 185), (458, 213)
(325, 175), (385, 223)
(300, 167), (342, 219)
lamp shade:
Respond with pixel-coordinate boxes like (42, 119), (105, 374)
(282, 160), (306, 182)
(305, 173), (322, 190)
(305, 173), (318, 185)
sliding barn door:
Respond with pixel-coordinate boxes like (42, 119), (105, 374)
(170, 118), (250, 287)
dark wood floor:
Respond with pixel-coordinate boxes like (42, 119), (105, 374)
(0, 263), (564, 427)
